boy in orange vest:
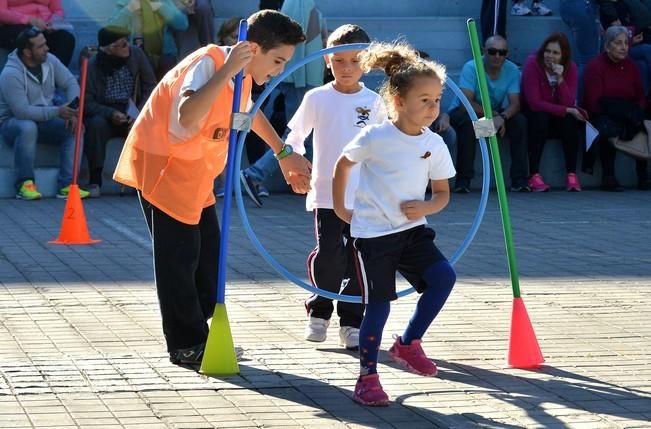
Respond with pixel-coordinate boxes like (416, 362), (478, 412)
(113, 10), (311, 367)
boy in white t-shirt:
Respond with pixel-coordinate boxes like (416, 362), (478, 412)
(284, 24), (387, 349)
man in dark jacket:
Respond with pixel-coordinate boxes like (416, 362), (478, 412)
(84, 25), (156, 197)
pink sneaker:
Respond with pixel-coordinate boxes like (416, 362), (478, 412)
(566, 173), (581, 192)
(388, 336), (437, 376)
(352, 374), (389, 406)
(528, 173), (551, 192)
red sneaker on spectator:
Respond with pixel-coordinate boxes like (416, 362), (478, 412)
(528, 173), (551, 192)
(566, 173), (581, 192)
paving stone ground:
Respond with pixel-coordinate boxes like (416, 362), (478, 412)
(0, 189), (650, 428)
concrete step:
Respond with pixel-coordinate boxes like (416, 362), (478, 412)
(216, 0), (482, 18)
(507, 16), (568, 65)
(216, 0), (561, 19)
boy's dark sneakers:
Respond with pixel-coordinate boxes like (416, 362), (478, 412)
(601, 176), (624, 192)
(453, 178), (471, 194)
(240, 171), (263, 207)
(510, 180), (532, 192)
(169, 342), (206, 365)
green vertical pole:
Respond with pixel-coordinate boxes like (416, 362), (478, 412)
(466, 19), (521, 298)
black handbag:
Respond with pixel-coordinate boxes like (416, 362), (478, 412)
(599, 96), (644, 140)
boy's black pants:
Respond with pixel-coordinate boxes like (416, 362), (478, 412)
(306, 209), (364, 328)
(138, 192), (219, 352)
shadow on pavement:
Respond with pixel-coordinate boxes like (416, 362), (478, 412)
(207, 364), (523, 428)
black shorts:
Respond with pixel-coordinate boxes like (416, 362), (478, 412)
(352, 225), (447, 304)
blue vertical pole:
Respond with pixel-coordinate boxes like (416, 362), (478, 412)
(216, 20), (247, 304)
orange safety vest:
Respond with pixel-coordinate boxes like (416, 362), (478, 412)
(113, 45), (252, 225)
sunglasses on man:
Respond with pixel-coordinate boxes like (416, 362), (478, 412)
(108, 39), (129, 49)
(486, 48), (508, 57)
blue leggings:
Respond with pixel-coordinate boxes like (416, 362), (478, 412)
(359, 261), (456, 375)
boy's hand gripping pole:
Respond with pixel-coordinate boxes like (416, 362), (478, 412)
(201, 19), (249, 376)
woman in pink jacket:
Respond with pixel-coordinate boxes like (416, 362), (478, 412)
(0, 0), (75, 66)
(522, 32), (586, 192)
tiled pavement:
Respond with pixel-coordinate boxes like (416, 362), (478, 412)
(0, 189), (650, 428)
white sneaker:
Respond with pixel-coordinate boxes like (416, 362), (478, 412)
(339, 326), (360, 350)
(511, 1), (532, 15)
(531, 1), (552, 16)
(304, 317), (329, 342)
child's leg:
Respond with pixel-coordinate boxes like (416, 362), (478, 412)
(194, 204), (220, 321)
(388, 227), (455, 376)
(305, 209), (348, 321)
(359, 301), (390, 375)
(137, 192), (209, 353)
(337, 223), (364, 329)
(402, 260), (456, 344)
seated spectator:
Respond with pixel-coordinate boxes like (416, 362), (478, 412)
(582, 25), (649, 191)
(448, 35), (530, 193)
(511, 1), (553, 16)
(522, 32), (585, 192)
(481, 0), (552, 44)
(83, 25), (156, 198)
(0, 28), (88, 200)
(0, 0), (76, 66)
(109, 0), (188, 79)
(598, 0), (651, 95)
(172, 0), (216, 57)
(239, 0), (326, 202)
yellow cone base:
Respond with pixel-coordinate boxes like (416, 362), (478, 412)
(200, 304), (239, 375)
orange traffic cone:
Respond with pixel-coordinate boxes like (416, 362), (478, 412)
(508, 297), (544, 368)
(49, 184), (100, 245)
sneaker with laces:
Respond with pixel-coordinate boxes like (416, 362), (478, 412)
(531, 1), (552, 16)
(528, 173), (551, 192)
(352, 374), (389, 406)
(16, 180), (42, 200)
(304, 317), (329, 342)
(453, 178), (471, 194)
(257, 184), (270, 198)
(239, 171), (262, 207)
(57, 185), (90, 199)
(388, 335), (438, 376)
(339, 326), (360, 350)
(87, 184), (101, 198)
(566, 173), (581, 192)
(169, 342), (206, 365)
(510, 185), (532, 192)
(511, 1), (532, 15)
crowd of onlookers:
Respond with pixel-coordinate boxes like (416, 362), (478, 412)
(0, 0), (650, 202)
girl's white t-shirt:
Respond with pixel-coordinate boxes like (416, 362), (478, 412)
(285, 82), (387, 210)
(343, 120), (456, 238)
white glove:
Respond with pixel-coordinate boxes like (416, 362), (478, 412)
(128, 0), (141, 13)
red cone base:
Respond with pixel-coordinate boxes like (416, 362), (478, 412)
(508, 297), (544, 368)
(49, 184), (100, 245)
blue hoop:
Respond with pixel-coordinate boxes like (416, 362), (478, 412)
(233, 43), (491, 303)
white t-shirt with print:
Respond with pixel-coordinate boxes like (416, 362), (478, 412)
(285, 82), (387, 210)
(168, 47), (252, 142)
(343, 120), (456, 238)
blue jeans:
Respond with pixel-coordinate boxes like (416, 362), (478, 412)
(0, 117), (77, 189)
(560, 0), (600, 97)
(245, 83), (313, 183)
(631, 44), (651, 95)
(560, 1), (600, 67)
